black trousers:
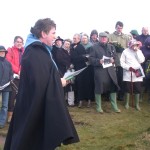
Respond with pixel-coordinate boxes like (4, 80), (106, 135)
(8, 79), (19, 112)
(116, 66), (124, 100)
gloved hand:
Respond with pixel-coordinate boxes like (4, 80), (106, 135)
(129, 67), (136, 72)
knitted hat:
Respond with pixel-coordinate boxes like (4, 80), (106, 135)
(90, 30), (98, 37)
(0, 45), (7, 52)
(130, 30), (139, 36)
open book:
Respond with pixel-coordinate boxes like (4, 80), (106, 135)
(102, 56), (113, 68)
(134, 66), (145, 78)
(63, 67), (87, 80)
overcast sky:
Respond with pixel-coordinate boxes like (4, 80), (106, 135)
(0, 0), (150, 48)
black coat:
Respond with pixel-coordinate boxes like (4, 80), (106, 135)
(4, 42), (79, 150)
(70, 43), (94, 101)
(0, 57), (13, 92)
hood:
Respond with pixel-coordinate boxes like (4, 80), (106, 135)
(24, 34), (41, 49)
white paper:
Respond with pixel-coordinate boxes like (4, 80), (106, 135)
(63, 67), (87, 80)
(0, 82), (10, 90)
(102, 56), (113, 68)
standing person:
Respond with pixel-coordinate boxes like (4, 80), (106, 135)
(120, 40), (145, 110)
(55, 39), (75, 107)
(70, 33), (93, 108)
(0, 46), (13, 129)
(109, 21), (130, 101)
(6, 36), (24, 123)
(4, 18), (79, 150)
(136, 27), (150, 47)
(51, 36), (64, 62)
(90, 29), (99, 44)
(89, 32), (121, 113)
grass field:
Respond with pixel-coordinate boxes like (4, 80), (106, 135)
(0, 94), (150, 150)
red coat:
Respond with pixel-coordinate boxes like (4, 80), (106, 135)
(6, 46), (24, 74)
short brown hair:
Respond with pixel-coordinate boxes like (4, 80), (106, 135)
(30, 18), (56, 38)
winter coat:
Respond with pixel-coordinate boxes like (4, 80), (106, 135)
(70, 42), (94, 101)
(6, 46), (24, 74)
(120, 48), (145, 82)
(89, 42), (120, 94)
(0, 57), (13, 92)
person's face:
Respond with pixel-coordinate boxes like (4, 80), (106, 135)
(14, 38), (24, 49)
(63, 41), (71, 50)
(81, 35), (88, 44)
(73, 35), (80, 44)
(91, 34), (98, 41)
(99, 36), (108, 44)
(116, 25), (123, 34)
(41, 27), (56, 46)
(142, 27), (149, 35)
(0, 51), (6, 57)
(55, 40), (63, 48)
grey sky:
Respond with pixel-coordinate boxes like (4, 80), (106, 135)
(0, 0), (149, 47)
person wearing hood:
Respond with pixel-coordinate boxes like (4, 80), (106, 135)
(120, 39), (145, 110)
(0, 46), (13, 129)
(90, 29), (99, 44)
(4, 18), (79, 150)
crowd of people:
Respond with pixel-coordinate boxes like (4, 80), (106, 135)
(0, 18), (150, 149)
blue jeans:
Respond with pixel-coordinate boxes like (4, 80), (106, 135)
(0, 91), (9, 126)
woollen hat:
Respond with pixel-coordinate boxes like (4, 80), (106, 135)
(130, 30), (139, 36)
(90, 30), (98, 37)
(0, 45), (7, 52)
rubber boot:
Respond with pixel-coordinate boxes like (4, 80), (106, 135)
(87, 100), (91, 108)
(7, 111), (13, 123)
(78, 101), (83, 108)
(95, 94), (103, 113)
(135, 94), (141, 111)
(110, 93), (121, 113)
(125, 93), (130, 109)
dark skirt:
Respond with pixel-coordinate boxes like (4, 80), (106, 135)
(124, 81), (142, 94)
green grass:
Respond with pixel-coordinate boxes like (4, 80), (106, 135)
(1, 94), (150, 150)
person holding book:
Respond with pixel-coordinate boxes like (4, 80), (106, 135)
(89, 32), (121, 113)
(0, 46), (13, 128)
(120, 39), (145, 110)
(4, 18), (79, 150)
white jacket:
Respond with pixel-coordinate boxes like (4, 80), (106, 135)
(120, 48), (145, 82)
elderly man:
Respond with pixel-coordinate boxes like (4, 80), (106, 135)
(89, 32), (121, 113)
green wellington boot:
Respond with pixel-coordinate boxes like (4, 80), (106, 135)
(110, 93), (121, 113)
(95, 94), (103, 113)
(135, 94), (141, 111)
(125, 93), (130, 109)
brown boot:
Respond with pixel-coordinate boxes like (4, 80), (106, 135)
(7, 112), (13, 123)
